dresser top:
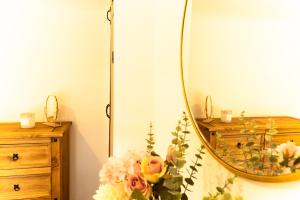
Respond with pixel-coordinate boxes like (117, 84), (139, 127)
(0, 122), (72, 139)
(196, 116), (300, 132)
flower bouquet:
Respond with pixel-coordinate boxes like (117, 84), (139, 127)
(93, 113), (205, 200)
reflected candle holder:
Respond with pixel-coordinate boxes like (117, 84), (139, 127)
(20, 113), (35, 128)
(221, 110), (232, 123)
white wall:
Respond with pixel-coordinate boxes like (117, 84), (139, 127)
(0, 1), (110, 199)
(188, 0), (300, 119)
(113, 0), (156, 155)
(114, 0), (300, 200)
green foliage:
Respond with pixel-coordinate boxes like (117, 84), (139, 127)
(238, 112), (264, 173)
(147, 112), (206, 200)
(146, 113), (204, 200)
(265, 119), (278, 145)
(144, 112), (207, 200)
(130, 189), (147, 200)
(151, 174), (182, 200)
(163, 175), (183, 191)
(202, 177), (242, 200)
(181, 145), (205, 200)
(218, 112), (282, 175)
(170, 112), (191, 170)
(269, 155), (278, 163)
(294, 157), (300, 166)
(146, 123), (155, 154)
(157, 186), (182, 200)
(217, 111), (300, 176)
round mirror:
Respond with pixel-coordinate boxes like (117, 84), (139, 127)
(181, 0), (300, 181)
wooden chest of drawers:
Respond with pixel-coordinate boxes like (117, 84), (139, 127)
(0, 122), (71, 200)
(196, 116), (300, 150)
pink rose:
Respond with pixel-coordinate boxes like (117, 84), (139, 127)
(166, 145), (176, 164)
(141, 156), (167, 183)
(126, 174), (151, 198)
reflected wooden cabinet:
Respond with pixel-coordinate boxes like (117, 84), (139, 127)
(196, 116), (300, 150)
(0, 122), (71, 200)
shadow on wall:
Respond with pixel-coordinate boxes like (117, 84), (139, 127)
(61, 104), (102, 199)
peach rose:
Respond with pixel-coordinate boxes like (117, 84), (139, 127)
(276, 141), (300, 167)
(141, 156), (167, 183)
(126, 174), (151, 198)
(166, 145), (176, 164)
(276, 141), (297, 161)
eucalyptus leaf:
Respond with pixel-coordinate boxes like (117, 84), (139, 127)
(216, 187), (224, 194)
(185, 178), (194, 186)
(158, 187), (181, 200)
(130, 189), (147, 200)
(163, 175), (183, 190)
(150, 151), (160, 156)
(222, 193), (233, 200)
(280, 157), (289, 167)
(249, 156), (259, 162)
(246, 142), (255, 147)
(269, 155), (278, 163)
(190, 166), (198, 172)
(176, 158), (187, 168)
(294, 157), (300, 166)
(172, 132), (178, 136)
(176, 126), (182, 132)
(227, 177), (234, 184)
(181, 193), (188, 200)
(172, 139), (179, 145)
(195, 154), (202, 159)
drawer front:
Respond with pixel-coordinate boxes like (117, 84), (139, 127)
(0, 174), (51, 200)
(215, 135), (264, 163)
(216, 135), (263, 151)
(271, 134), (300, 146)
(0, 144), (51, 169)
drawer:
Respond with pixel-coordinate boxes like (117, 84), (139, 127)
(0, 174), (51, 200)
(0, 144), (51, 169)
(271, 134), (300, 146)
(216, 135), (263, 151)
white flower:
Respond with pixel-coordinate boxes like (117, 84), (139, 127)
(99, 151), (146, 184)
(122, 150), (146, 175)
(93, 183), (128, 200)
(99, 157), (127, 184)
(281, 167), (292, 175)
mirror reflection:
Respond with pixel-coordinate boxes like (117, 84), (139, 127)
(185, 0), (300, 177)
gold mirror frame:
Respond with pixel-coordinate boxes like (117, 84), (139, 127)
(179, 0), (300, 182)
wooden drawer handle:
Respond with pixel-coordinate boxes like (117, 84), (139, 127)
(13, 184), (20, 191)
(12, 153), (19, 161)
(236, 142), (242, 149)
